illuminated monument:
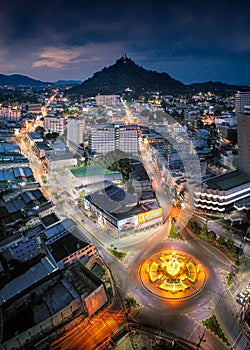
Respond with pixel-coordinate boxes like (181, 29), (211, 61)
(140, 249), (206, 299)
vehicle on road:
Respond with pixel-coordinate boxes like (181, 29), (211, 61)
(236, 297), (245, 306)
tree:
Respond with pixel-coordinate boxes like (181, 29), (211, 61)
(35, 126), (45, 136)
(217, 235), (226, 246)
(225, 238), (234, 250)
(125, 295), (139, 309)
(207, 231), (216, 242)
(45, 131), (59, 139)
(200, 226), (208, 239)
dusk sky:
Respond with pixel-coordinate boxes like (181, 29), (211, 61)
(1, 0), (250, 85)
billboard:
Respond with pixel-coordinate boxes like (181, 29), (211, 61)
(117, 216), (138, 231)
(138, 207), (163, 225)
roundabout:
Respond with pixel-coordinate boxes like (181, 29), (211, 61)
(140, 248), (207, 299)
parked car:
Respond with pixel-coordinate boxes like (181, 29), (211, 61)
(236, 297), (245, 306)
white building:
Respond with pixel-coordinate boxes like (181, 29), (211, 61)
(96, 94), (120, 106)
(67, 117), (85, 148)
(88, 124), (138, 155)
(0, 106), (21, 121)
(235, 90), (250, 114)
(194, 170), (250, 212)
(44, 116), (65, 135)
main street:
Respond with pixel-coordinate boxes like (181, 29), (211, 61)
(19, 129), (250, 349)
(46, 167), (250, 350)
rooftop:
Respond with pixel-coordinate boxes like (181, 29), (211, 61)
(48, 232), (89, 262)
(70, 165), (120, 178)
(40, 212), (60, 228)
(205, 170), (250, 191)
(44, 218), (75, 240)
(48, 151), (75, 161)
(86, 184), (137, 216)
(85, 184), (161, 221)
(0, 257), (58, 305)
(63, 262), (103, 297)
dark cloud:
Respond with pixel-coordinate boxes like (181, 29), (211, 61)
(0, 0), (249, 83)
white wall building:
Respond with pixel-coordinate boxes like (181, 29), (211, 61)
(235, 90), (250, 114)
(96, 94), (120, 106)
(44, 116), (65, 135)
(67, 117), (85, 148)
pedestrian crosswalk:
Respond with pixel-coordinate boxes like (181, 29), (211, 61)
(234, 332), (250, 350)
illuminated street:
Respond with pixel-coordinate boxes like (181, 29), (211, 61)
(12, 107), (250, 350)
(50, 311), (126, 350)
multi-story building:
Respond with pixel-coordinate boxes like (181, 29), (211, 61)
(0, 106), (21, 121)
(89, 125), (115, 155)
(118, 125), (138, 153)
(88, 124), (138, 155)
(67, 117), (85, 149)
(95, 94), (120, 106)
(194, 170), (250, 212)
(22, 103), (42, 114)
(235, 90), (250, 177)
(235, 90), (250, 114)
(44, 116), (65, 135)
(194, 91), (250, 212)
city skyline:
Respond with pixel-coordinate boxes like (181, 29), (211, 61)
(1, 0), (250, 85)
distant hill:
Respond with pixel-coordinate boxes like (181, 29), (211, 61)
(0, 73), (49, 87)
(188, 81), (249, 92)
(1, 61), (249, 93)
(0, 74), (82, 88)
(69, 57), (186, 96)
(53, 80), (82, 86)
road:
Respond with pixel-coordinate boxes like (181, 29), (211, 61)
(20, 131), (250, 350)
(48, 172), (250, 350)
(50, 311), (126, 350)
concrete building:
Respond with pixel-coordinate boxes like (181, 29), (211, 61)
(43, 116), (65, 135)
(96, 94), (120, 106)
(67, 117), (85, 149)
(22, 103), (42, 114)
(46, 231), (97, 268)
(89, 125), (115, 155)
(84, 183), (163, 238)
(88, 124), (138, 155)
(194, 170), (250, 212)
(237, 112), (250, 178)
(44, 140), (77, 170)
(33, 141), (52, 159)
(0, 106), (22, 121)
(236, 91), (250, 177)
(118, 125), (138, 153)
(1, 261), (107, 350)
(235, 90), (250, 114)
(26, 132), (43, 146)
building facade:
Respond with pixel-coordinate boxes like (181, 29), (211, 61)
(194, 170), (250, 212)
(88, 124), (138, 155)
(235, 90), (250, 114)
(95, 94), (120, 106)
(237, 112), (250, 177)
(44, 116), (65, 135)
(67, 117), (85, 148)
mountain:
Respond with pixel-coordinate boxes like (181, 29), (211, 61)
(188, 81), (249, 92)
(69, 57), (186, 96)
(0, 73), (50, 87)
(53, 80), (82, 86)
